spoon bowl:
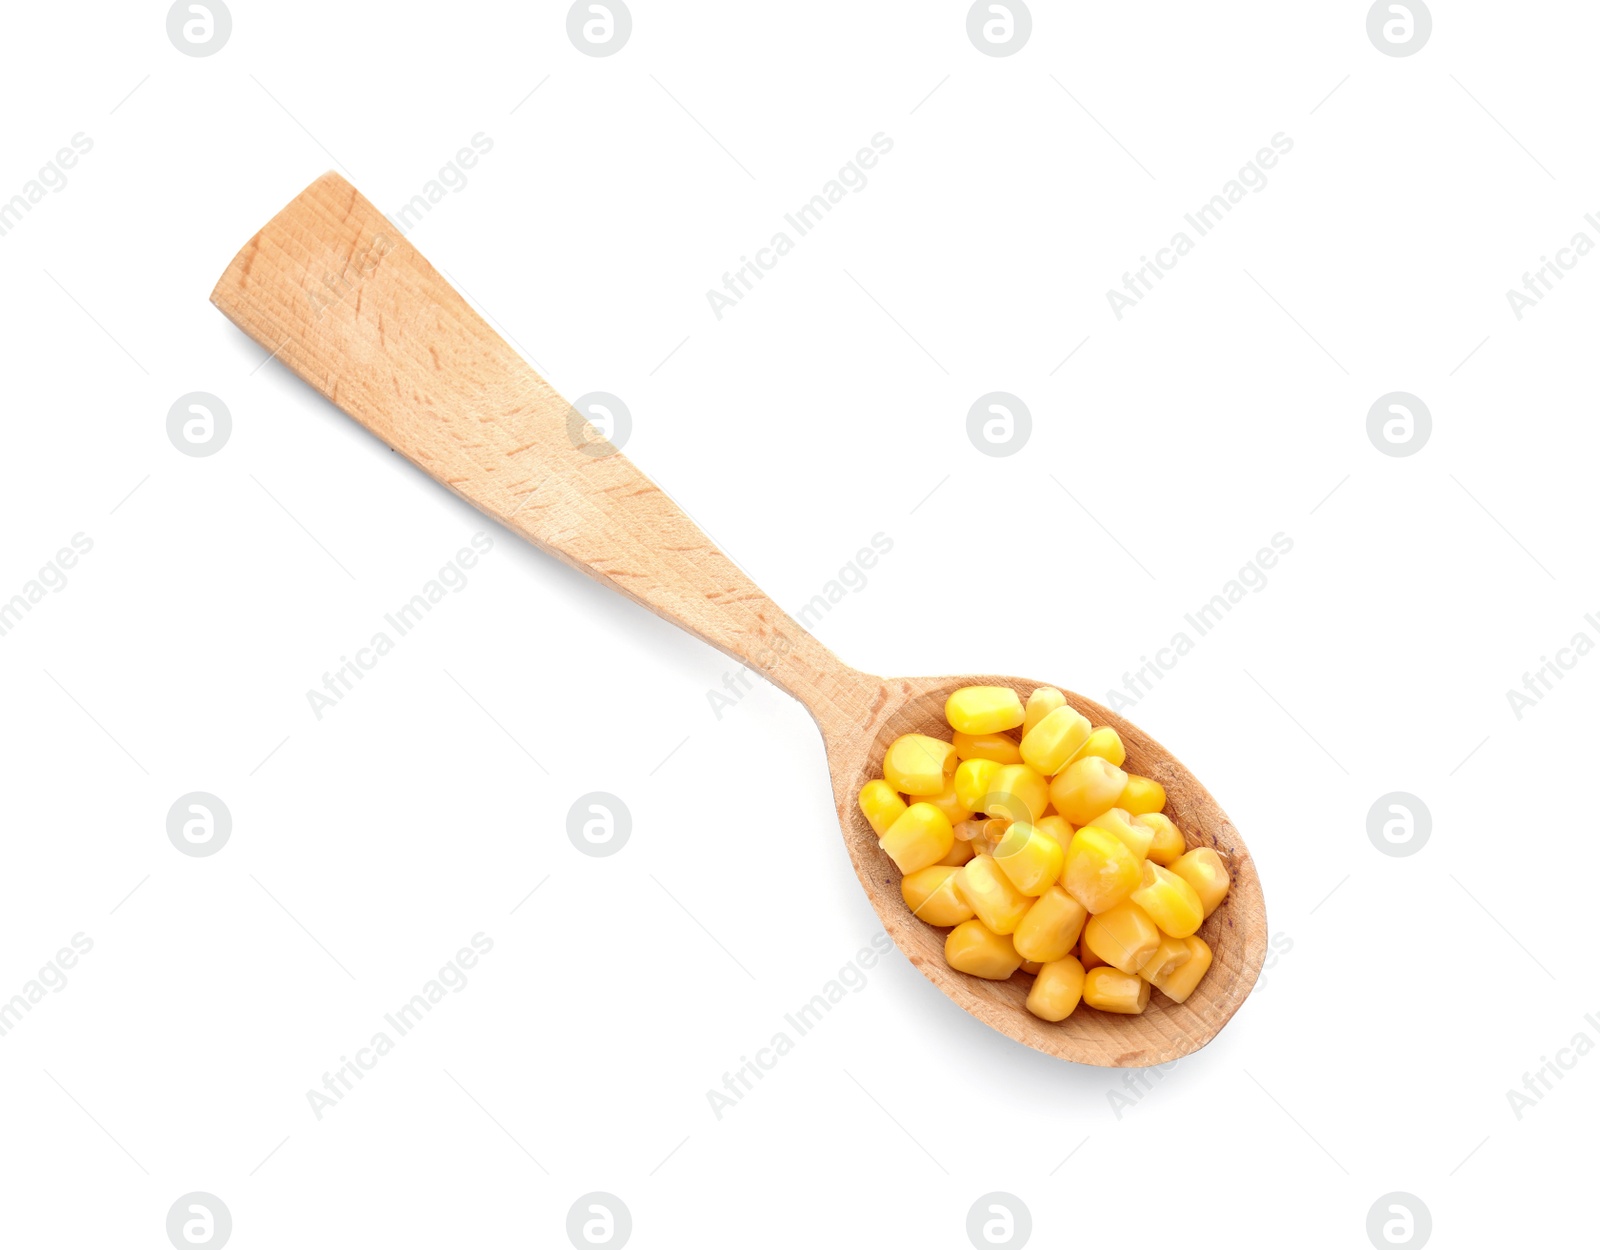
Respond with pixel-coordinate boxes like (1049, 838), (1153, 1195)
(828, 674), (1265, 1067)
(211, 173), (1267, 1068)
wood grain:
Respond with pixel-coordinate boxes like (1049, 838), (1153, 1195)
(211, 172), (1267, 1067)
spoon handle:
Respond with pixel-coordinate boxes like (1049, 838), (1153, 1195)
(211, 173), (859, 716)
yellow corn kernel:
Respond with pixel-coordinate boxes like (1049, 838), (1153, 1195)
(1170, 847), (1230, 917)
(883, 734), (958, 796)
(1083, 808), (1152, 860)
(1075, 725), (1126, 768)
(994, 822), (1065, 897)
(944, 920), (1023, 979)
(1019, 958), (1043, 974)
(983, 763), (1050, 823)
(901, 865), (975, 927)
(951, 731), (1023, 765)
(937, 838), (975, 868)
(1151, 935), (1213, 1002)
(1138, 934), (1194, 984)
(1118, 773), (1166, 816)
(857, 780), (907, 837)
(945, 686), (1026, 735)
(1078, 939), (1106, 970)
(1083, 966), (1151, 1013)
(1026, 956), (1086, 1022)
(1049, 756), (1129, 824)
(1137, 812), (1185, 866)
(915, 776), (975, 826)
(878, 803), (954, 874)
(1019, 705), (1093, 777)
(953, 758), (1001, 812)
(1061, 826), (1142, 914)
(954, 854), (1033, 934)
(1035, 814), (1074, 855)
(1023, 687), (1067, 737)
(1012, 885), (1088, 962)
(1083, 901), (1161, 974)
(1129, 861), (1204, 937)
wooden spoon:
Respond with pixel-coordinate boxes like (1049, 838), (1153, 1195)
(211, 173), (1267, 1067)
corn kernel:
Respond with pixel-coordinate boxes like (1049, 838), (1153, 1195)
(1129, 861), (1204, 937)
(857, 779), (907, 837)
(955, 854), (1033, 934)
(953, 758), (1001, 812)
(1118, 773), (1166, 816)
(1083, 901), (1161, 974)
(1019, 705), (1093, 777)
(869, 690), (1227, 1016)
(937, 838), (975, 868)
(916, 776), (976, 826)
(951, 731), (1023, 765)
(1083, 808), (1152, 860)
(945, 920), (1022, 979)
(1061, 826), (1142, 914)
(1013, 885), (1088, 962)
(1151, 935), (1213, 1002)
(1023, 686), (1067, 737)
(1138, 934), (1194, 984)
(994, 821), (1065, 896)
(1049, 756), (1129, 824)
(1075, 726), (1126, 768)
(1083, 966), (1151, 1013)
(977, 818), (1011, 856)
(1137, 812), (1185, 866)
(1026, 956), (1086, 1022)
(1035, 814), (1074, 855)
(983, 763), (1050, 823)
(945, 686), (1026, 735)
(901, 865), (975, 926)
(952, 818), (987, 843)
(879, 802), (954, 874)
(1170, 847), (1230, 917)
(884, 734), (958, 796)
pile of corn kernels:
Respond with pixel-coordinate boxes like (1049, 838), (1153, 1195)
(859, 686), (1231, 1022)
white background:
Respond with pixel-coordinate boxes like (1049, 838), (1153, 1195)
(1, 1), (1595, 1246)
